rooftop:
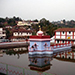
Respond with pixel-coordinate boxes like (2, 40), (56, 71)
(30, 35), (50, 39)
(12, 29), (32, 32)
(55, 28), (75, 32)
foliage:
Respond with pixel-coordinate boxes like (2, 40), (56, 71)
(32, 18), (59, 37)
(33, 19), (38, 22)
(0, 16), (22, 27)
(1, 17), (75, 38)
(6, 29), (12, 39)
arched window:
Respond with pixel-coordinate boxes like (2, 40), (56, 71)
(69, 31), (71, 34)
(63, 31), (64, 34)
(62, 40), (64, 43)
(57, 40), (59, 43)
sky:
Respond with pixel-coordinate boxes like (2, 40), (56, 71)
(0, 0), (75, 22)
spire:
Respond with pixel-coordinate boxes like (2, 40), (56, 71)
(37, 25), (44, 36)
(39, 25), (41, 31)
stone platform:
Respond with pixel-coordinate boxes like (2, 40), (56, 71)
(0, 41), (29, 49)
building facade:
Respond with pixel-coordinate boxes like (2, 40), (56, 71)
(17, 21), (31, 26)
(0, 28), (6, 39)
(55, 28), (75, 45)
(10, 29), (32, 41)
(17, 21), (40, 26)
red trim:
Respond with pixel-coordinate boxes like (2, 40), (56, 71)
(60, 32), (61, 39)
(51, 43), (71, 49)
(65, 32), (67, 39)
(65, 52), (67, 58)
(72, 41), (74, 44)
(51, 43), (70, 46)
(55, 40), (56, 43)
(55, 32), (56, 38)
(30, 35), (50, 39)
(60, 41), (61, 43)
(73, 32), (74, 39)
(55, 28), (75, 32)
(65, 41), (67, 43)
(71, 41), (73, 44)
(29, 50), (53, 52)
(60, 54), (61, 58)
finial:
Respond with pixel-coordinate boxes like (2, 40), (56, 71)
(37, 25), (43, 36)
(39, 25), (41, 31)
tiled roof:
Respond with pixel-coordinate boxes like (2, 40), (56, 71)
(12, 29), (32, 32)
(9, 36), (27, 39)
(55, 28), (75, 32)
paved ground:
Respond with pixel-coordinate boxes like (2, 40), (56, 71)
(0, 42), (29, 49)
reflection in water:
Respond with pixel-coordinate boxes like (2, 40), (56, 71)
(1, 47), (28, 59)
(0, 47), (55, 75)
(54, 48), (75, 63)
(29, 55), (53, 72)
(0, 47), (75, 75)
(0, 50), (3, 57)
(0, 62), (54, 75)
(0, 57), (54, 75)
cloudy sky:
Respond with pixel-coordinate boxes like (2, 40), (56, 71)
(0, 0), (75, 21)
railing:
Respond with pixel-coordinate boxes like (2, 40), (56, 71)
(51, 43), (71, 49)
(29, 43), (71, 52)
(0, 62), (56, 75)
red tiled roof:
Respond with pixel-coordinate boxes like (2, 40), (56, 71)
(9, 36), (27, 39)
(12, 29), (32, 32)
(55, 28), (75, 32)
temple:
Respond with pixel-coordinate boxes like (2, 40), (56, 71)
(28, 27), (53, 55)
(28, 27), (72, 55)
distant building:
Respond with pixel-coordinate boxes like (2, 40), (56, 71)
(5, 25), (12, 29)
(55, 28), (75, 45)
(17, 21), (31, 26)
(0, 28), (6, 39)
(17, 21), (40, 26)
(9, 29), (32, 41)
(60, 20), (64, 24)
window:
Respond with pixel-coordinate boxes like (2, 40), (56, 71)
(69, 31), (71, 34)
(62, 40), (64, 43)
(19, 33), (21, 35)
(57, 40), (59, 43)
(3, 32), (5, 34)
(63, 31), (64, 34)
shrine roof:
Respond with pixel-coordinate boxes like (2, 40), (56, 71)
(30, 35), (50, 39)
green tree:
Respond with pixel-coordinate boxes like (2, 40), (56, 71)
(6, 29), (12, 39)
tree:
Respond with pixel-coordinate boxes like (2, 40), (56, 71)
(33, 19), (38, 22)
(31, 18), (59, 37)
(6, 29), (12, 39)
(0, 18), (6, 22)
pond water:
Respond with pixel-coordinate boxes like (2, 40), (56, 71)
(0, 47), (75, 75)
